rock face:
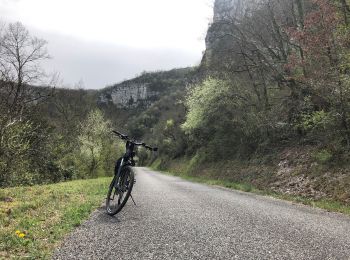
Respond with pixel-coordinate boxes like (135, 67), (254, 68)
(203, 0), (251, 66)
(203, 0), (235, 67)
(98, 82), (157, 108)
(98, 68), (193, 109)
(213, 0), (237, 22)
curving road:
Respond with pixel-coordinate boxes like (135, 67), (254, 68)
(53, 168), (350, 259)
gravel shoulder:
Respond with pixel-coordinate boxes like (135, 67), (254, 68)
(53, 167), (350, 260)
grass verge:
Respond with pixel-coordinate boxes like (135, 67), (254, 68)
(0, 177), (111, 259)
(155, 168), (350, 216)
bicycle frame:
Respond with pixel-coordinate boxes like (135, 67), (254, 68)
(106, 130), (157, 215)
(112, 130), (157, 179)
(115, 141), (136, 184)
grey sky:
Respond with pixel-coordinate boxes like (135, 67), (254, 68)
(0, 0), (214, 89)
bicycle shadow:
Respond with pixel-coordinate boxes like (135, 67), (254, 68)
(93, 206), (121, 224)
(94, 204), (141, 224)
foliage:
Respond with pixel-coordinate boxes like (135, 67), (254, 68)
(296, 110), (336, 142)
(182, 78), (281, 160)
(0, 22), (53, 153)
(77, 109), (120, 178)
(0, 116), (67, 187)
(182, 78), (243, 134)
(2, 0), (350, 196)
(0, 22), (64, 187)
(159, 119), (187, 158)
(186, 0), (350, 158)
(313, 149), (333, 164)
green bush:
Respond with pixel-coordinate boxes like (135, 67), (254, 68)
(0, 118), (63, 187)
(182, 78), (269, 161)
(76, 109), (123, 178)
(313, 149), (333, 164)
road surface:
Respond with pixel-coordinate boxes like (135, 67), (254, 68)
(53, 168), (350, 259)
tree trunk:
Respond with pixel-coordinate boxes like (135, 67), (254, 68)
(340, 0), (350, 25)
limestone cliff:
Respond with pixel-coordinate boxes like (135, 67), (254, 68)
(98, 68), (194, 109)
(98, 82), (157, 108)
(202, 0), (252, 68)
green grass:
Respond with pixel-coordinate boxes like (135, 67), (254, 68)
(270, 193), (350, 215)
(156, 169), (350, 216)
(0, 177), (111, 259)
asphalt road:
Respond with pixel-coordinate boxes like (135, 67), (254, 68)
(53, 168), (350, 260)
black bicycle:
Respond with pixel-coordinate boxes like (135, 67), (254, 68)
(106, 130), (157, 216)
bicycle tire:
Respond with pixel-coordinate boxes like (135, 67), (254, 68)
(106, 166), (134, 216)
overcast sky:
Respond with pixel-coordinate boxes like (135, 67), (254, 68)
(0, 0), (214, 89)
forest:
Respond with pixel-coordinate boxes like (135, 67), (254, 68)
(1, 0), (350, 203)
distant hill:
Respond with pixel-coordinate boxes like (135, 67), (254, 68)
(98, 68), (196, 109)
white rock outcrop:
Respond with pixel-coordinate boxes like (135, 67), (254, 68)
(99, 82), (158, 108)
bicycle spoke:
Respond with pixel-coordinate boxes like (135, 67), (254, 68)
(111, 190), (117, 201)
(106, 168), (135, 215)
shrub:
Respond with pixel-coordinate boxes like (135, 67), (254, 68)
(313, 149), (333, 164)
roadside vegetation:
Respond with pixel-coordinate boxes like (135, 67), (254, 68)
(0, 177), (110, 259)
(151, 159), (350, 216)
(0, 22), (124, 188)
(134, 0), (350, 207)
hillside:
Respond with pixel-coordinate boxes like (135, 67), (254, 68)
(145, 0), (350, 205)
(36, 67), (195, 138)
(2, 2), (350, 259)
(1, 0), (349, 208)
(98, 68), (195, 109)
(37, 0), (350, 205)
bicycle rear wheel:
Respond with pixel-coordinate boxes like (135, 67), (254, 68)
(106, 166), (134, 216)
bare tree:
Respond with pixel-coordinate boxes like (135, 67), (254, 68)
(0, 22), (54, 148)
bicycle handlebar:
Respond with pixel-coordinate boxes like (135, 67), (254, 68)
(112, 130), (158, 151)
(112, 130), (128, 140)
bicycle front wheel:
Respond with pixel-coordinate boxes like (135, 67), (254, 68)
(106, 166), (135, 216)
